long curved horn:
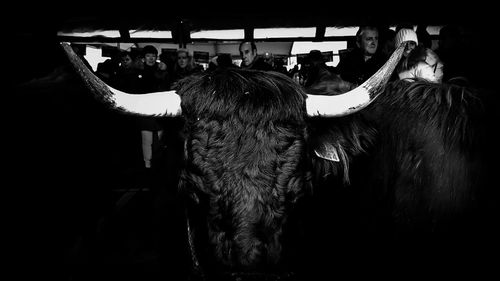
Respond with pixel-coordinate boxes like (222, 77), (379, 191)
(306, 42), (407, 117)
(60, 42), (181, 117)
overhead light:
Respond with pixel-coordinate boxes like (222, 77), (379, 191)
(254, 27), (316, 39)
(190, 29), (244, 39)
(130, 30), (172, 38)
(57, 30), (121, 38)
(324, 27), (359, 37)
(291, 41), (347, 55)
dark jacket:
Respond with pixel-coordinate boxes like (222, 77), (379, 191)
(337, 48), (385, 85)
(111, 67), (142, 93)
(304, 64), (354, 96)
(242, 57), (273, 71)
(139, 63), (170, 93)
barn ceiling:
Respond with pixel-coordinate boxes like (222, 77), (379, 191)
(13, 1), (492, 37)
(10, 1), (499, 90)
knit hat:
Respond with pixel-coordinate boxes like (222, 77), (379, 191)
(395, 28), (419, 47)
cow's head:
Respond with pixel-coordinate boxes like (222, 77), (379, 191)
(60, 42), (406, 279)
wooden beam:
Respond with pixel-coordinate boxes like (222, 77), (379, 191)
(119, 28), (130, 39)
(244, 28), (254, 40)
(315, 26), (325, 42)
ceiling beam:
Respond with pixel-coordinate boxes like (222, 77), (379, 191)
(244, 28), (254, 41)
(315, 26), (325, 42)
(119, 28), (130, 40)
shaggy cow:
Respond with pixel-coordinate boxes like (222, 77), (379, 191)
(59, 41), (497, 280)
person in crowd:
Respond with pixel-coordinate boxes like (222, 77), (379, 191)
(207, 58), (218, 72)
(263, 52), (275, 69)
(303, 50), (353, 95)
(110, 50), (142, 92)
(397, 45), (443, 83)
(379, 28), (396, 60)
(303, 50), (330, 87)
(238, 40), (273, 71)
(336, 25), (385, 85)
(394, 28), (443, 83)
(416, 24), (432, 49)
(139, 45), (169, 92)
(131, 48), (145, 71)
(96, 51), (120, 83)
(434, 25), (470, 84)
(135, 45), (170, 170)
(170, 48), (200, 89)
(288, 65), (299, 78)
(395, 28), (419, 57)
(216, 53), (237, 68)
(273, 57), (288, 75)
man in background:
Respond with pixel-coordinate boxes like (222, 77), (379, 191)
(239, 40), (273, 71)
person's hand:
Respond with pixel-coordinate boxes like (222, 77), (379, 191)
(158, 61), (167, 71)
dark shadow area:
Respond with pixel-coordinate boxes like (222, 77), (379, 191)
(10, 36), (189, 279)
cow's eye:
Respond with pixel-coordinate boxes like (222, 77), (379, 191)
(188, 191), (200, 204)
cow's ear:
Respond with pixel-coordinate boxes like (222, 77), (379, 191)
(314, 143), (340, 162)
(308, 114), (377, 184)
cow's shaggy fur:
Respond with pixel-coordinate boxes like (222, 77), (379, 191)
(178, 69), (311, 271)
(367, 79), (485, 231)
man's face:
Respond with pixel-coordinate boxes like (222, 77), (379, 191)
(144, 53), (157, 66)
(239, 42), (257, 66)
(360, 29), (379, 56)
